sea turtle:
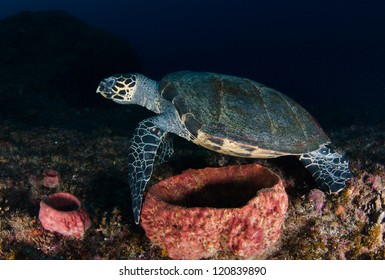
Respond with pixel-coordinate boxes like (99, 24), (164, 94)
(97, 71), (352, 224)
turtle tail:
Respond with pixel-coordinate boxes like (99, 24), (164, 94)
(299, 145), (352, 193)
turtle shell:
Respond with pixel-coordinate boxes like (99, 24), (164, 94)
(159, 71), (330, 158)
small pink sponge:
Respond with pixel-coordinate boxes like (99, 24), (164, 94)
(42, 169), (61, 188)
(39, 192), (91, 239)
(141, 164), (288, 259)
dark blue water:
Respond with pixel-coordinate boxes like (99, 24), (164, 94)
(1, 0), (384, 127)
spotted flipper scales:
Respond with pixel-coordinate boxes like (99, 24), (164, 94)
(155, 133), (174, 166)
(128, 117), (168, 224)
(300, 145), (352, 193)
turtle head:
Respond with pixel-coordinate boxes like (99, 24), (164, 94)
(97, 73), (163, 113)
(97, 74), (139, 105)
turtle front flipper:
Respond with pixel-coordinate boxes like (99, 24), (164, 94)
(128, 117), (169, 224)
(155, 133), (174, 166)
(299, 145), (352, 193)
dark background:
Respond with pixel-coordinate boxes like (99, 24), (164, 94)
(1, 0), (384, 128)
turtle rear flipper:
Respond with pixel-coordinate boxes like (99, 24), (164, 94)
(300, 146), (352, 193)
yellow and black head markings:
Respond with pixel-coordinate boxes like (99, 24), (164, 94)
(97, 74), (137, 101)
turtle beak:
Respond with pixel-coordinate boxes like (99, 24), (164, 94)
(96, 80), (114, 99)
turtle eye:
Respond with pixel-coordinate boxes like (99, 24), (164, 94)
(105, 77), (116, 88)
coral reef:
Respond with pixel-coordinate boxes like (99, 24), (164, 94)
(0, 120), (384, 260)
(38, 192), (91, 239)
(141, 164), (288, 259)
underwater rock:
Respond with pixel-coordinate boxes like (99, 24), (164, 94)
(38, 192), (91, 239)
(0, 10), (142, 127)
(141, 164), (288, 259)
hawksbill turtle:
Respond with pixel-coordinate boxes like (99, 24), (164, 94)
(97, 71), (352, 224)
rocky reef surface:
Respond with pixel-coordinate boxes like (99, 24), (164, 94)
(0, 11), (384, 260)
(0, 120), (384, 259)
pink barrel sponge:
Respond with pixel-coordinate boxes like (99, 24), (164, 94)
(38, 192), (91, 239)
(141, 164), (288, 259)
